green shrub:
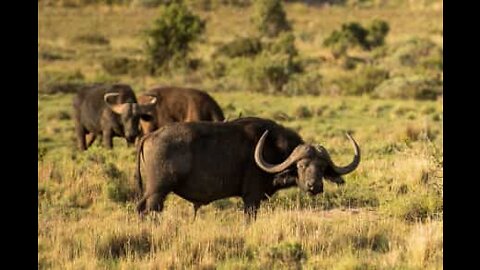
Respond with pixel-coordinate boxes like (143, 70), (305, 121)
(365, 19), (390, 48)
(376, 37), (443, 72)
(324, 22), (369, 50)
(145, 2), (205, 73)
(265, 32), (298, 57)
(372, 75), (443, 100)
(253, 0), (291, 38)
(333, 66), (389, 96)
(214, 37), (263, 58)
(283, 72), (323, 96)
(323, 20), (389, 57)
(241, 52), (301, 93)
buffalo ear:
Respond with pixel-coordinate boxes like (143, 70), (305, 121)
(104, 93), (128, 114)
(324, 166), (346, 185)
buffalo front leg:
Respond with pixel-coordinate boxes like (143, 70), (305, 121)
(75, 123), (87, 151)
(193, 203), (201, 222)
(86, 133), (97, 148)
(102, 130), (113, 149)
(146, 192), (168, 213)
(243, 199), (260, 224)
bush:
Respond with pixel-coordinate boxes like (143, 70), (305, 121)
(214, 37), (263, 58)
(283, 72), (323, 96)
(372, 75), (443, 100)
(332, 66), (389, 96)
(266, 32), (298, 57)
(376, 37), (443, 72)
(145, 2), (205, 73)
(253, 0), (292, 38)
(242, 52), (301, 93)
(366, 19), (390, 48)
(323, 20), (389, 57)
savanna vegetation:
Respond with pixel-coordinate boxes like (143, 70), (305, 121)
(38, 0), (443, 268)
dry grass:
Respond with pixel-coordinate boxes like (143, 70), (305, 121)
(38, 2), (442, 269)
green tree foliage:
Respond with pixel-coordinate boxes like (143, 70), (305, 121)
(323, 19), (390, 57)
(144, 2), (205, 74)
(366, 19), (390, 48)
(253, 0), (292, 38)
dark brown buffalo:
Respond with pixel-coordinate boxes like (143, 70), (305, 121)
(137, 86), (225, 134)
(73, 84), (156, 151)
(135, 117), (360, 222)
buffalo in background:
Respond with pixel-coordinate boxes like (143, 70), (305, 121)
(137, 86), (225, 135)
(135, 117), (360, 222)
(73, 83), (156, 151)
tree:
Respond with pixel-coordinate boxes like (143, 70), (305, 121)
(145, 2), (205, 74)
(253, 0), (291, 38)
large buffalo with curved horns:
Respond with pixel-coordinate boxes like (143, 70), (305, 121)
(135, 117), (360, 222)
(73, 84), (157, 150)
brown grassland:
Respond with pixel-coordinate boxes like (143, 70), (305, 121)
(38, 1), (443, 269)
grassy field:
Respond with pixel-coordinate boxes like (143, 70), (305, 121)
(38, 1), (443, 269)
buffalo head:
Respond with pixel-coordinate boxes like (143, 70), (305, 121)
(104, 93), (157, 144)
(137, 94), (159, 134)
(254, 130), (360, 195)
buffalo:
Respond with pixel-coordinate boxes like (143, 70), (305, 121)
(135, 117), (360, 222)
(73, 83), (156, 151)
(137, 86), (225, 135)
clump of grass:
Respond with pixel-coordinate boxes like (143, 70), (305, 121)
(214, 37), (263, 58)
(332, 66), (389, 96)
(283, 72), (323, 96)
(404, 123), (437, 142)
(372, 75), (443, 100)
(38, 70), (85, 94)
(315, 105), (328, 117)
(264, 241), (306, 267)
(293, 105), (312, 119)
(72, 33), (110, 45)
(383, 193), (442, 222)
(95, 230), (152, 259)
(101, 57), (148, 76)
(270, 110), (292, 121)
